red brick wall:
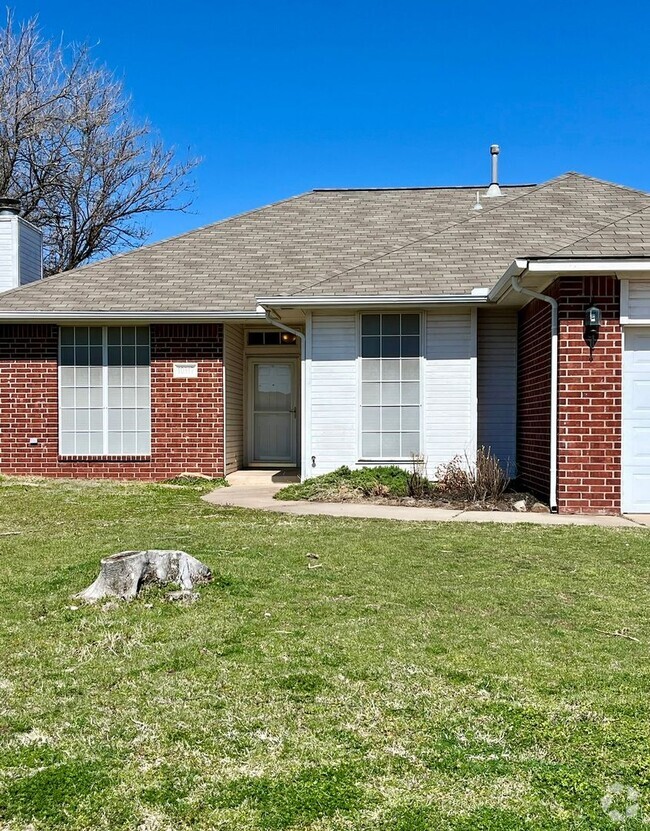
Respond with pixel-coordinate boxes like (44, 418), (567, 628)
(556, 276), (621, 514)
(0, 323), (225, 480)
(517, 276), (622, 514)
(517, 298), (552, 501)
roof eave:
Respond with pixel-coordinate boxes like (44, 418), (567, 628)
(257, 293), (489, 311)
(0, 310), (268, 323)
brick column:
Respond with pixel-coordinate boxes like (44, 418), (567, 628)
(556, 276), (622, 514)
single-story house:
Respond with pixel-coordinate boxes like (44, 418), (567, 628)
(1, 155), (650, 515)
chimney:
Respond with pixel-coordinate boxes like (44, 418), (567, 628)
(485, 144), (502, 198)
(0, 197), (43, 292)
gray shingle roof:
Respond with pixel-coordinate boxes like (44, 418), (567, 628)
(0, 172), (648, 314)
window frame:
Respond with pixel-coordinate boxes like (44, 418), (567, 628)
(58, 325), (152, 458)
(357, 311), (424, 462)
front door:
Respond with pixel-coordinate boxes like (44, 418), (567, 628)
(248, 360), (298, 466)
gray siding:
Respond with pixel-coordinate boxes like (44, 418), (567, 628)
(224, 323), (245, 475)
(18, 219), (43, 285)
(477, 308), (517, 474)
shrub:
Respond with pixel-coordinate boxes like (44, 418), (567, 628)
(435, 447), (510, 503)
(275, 465), (428, 501)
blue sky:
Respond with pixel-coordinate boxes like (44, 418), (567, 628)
(17, 0), (650, 245)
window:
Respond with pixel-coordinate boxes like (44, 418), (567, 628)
(59, 326), (151, 456)
(360, 313), (421, 458)
(247, 330), (297, 346)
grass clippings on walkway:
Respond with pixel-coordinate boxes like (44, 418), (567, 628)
(0, 476), (649, 829)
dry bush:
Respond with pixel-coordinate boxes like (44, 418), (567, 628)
(435, 447), (510, 503)
(407, 454), (429, 498)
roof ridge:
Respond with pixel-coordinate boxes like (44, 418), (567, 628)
(549, 201), (650, 257)
(291, 173), (574, 296)
(563, 171), (650, 199)
(311, 184), (537, 192)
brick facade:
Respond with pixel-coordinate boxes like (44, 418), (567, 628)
(556, 277), (622, 514)
(517, 276), (622, 514)
(0, 323), (225, 480)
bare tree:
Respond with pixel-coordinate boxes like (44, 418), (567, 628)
(0, 13), (199, 275)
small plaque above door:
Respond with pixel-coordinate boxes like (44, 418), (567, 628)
(173, 362), (198, 379)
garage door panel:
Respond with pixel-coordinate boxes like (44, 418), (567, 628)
(623, 328), (650, 513)
(627, 425), (650, 461)
(624, 380), (650, 413)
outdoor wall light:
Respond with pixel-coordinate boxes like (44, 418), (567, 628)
(584, 301), (602, 361)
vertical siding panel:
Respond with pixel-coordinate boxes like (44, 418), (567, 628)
(627, 280), (650, 318)
(18, 221), (43, 285)
(477, 308), (517, 474)
(0, 219), (15, 292)
(309, 313), (358, 475)
(424, 309), (474, 474)
(224, 323), (244, 474)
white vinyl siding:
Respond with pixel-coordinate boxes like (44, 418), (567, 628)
(625, 280), (650, 321)
(308, 313), (358, 474)
(0, 217), (16, 293)
(477, 308), (517, 474)
(224, 324), (244, 474)
(0, 215), (42, 292)
(423, 309), (476, 472)
(59, 326), (151, 456)
(307, 309), (477, 479)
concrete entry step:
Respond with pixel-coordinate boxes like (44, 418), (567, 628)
(227, 468), (300, 487)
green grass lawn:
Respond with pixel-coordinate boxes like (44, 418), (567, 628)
(0, 477), (649, 830)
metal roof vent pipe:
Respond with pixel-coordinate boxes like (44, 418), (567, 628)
(486, 144), (502, 197)
(0, 196), (21, 216)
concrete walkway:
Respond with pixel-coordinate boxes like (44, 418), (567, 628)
(203, 471), (649, 528)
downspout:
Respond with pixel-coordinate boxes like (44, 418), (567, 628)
(260, 307), (306, 478)
(510, 270), (559, 513)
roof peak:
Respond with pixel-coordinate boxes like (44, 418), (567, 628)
(312, 184), (537, 192)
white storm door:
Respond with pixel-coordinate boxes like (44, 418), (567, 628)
(249, 360), (297, 465)
(623, 328), (650, 512)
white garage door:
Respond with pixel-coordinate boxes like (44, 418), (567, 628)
(623, 328), (650, 513)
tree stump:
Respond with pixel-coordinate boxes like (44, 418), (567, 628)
(77, 549), (212, 603)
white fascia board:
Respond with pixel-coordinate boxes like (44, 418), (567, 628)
(0, 310), (267, 323)
(489, 258), (650, 304)
(526, 259), (650, 274)
(257, 294), (488, 310)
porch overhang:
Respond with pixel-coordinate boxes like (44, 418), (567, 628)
(489, 257), (650, 306)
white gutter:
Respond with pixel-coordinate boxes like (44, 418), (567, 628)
(256, 294), (488, 308)
(510, 265), (558, 513)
